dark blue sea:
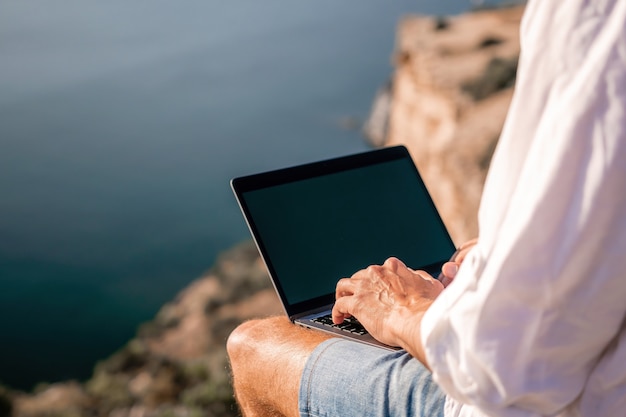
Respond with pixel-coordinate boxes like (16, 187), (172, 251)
(0, 0), (492, 389)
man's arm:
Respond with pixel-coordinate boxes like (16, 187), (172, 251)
(420, 1), (626, 414)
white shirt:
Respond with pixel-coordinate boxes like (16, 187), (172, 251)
(421, 0), (626, 416)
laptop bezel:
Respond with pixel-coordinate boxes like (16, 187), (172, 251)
(230, 145), (455, 320)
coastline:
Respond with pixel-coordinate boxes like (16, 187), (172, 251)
(3, 240), (279, 417)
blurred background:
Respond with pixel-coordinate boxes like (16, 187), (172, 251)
(0, 0), (504, 393)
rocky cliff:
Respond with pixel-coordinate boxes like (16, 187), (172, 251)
(3, 241), (280, 417)
(1, 5), (524, 417)
(365, 3), (524, 244)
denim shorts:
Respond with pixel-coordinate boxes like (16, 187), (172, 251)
(299, 338), (446, 417)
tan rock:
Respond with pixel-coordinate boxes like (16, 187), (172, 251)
(13, 382), (90, 416)
(145, 278), (221, 360)
(384, 5), (524, 244)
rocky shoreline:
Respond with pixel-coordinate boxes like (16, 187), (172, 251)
(2, 241), (280, 417)
(1, 4), (523, 417)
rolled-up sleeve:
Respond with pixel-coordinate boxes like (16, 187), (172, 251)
(421, 1), (626, 416)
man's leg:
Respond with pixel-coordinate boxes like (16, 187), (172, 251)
(227, 316), (334, 417)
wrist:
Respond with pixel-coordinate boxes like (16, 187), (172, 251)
(393, 301), (433, 369)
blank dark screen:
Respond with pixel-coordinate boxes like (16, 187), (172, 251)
(242, 158), (454, 305)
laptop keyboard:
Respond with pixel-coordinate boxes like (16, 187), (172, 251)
(310, 314), (368, 336)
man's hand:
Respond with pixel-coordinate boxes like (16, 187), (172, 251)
(439, 237), (478, 287)
(331, 257), (443, 364)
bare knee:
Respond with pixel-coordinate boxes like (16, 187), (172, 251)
(227, 316), (291, 380)
(227, 317), (298, 415)
(226, 318), (259, 360)
(227, 317), (284, 362)
(228, 315), (334, 361)
(227, 319), (256, 379)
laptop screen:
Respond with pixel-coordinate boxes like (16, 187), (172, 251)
(233, 146), (456, 312)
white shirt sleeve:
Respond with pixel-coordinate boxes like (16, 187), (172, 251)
(421, 1), (626, 416)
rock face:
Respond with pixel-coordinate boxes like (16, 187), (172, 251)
(8, 241), (281, 417)
(371, 4), (524, 244)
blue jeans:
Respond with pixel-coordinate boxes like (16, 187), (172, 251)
(299, 338), (446, 417)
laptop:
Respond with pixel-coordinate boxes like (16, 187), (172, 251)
(231, 145), (456, 350)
